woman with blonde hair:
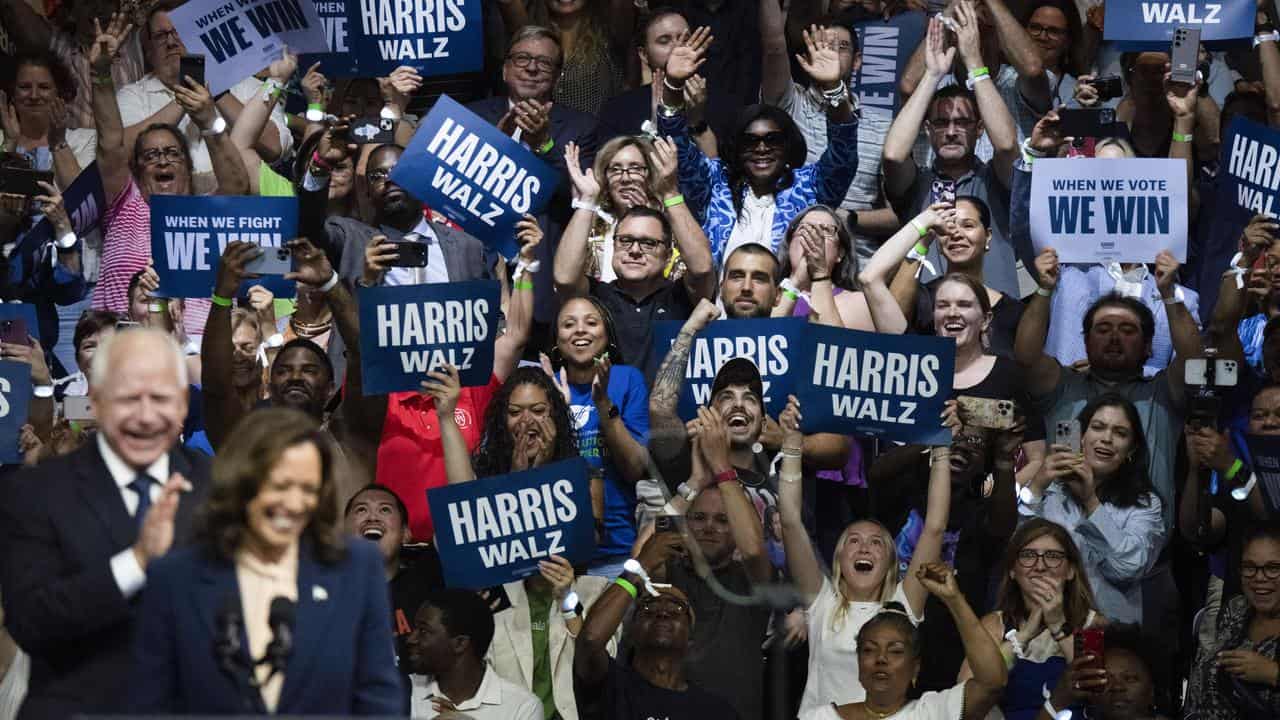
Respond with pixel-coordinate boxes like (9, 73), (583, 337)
(961, 518), (1105, 719)
(572, 135), (662, 281)
(777, 395), (953, 715)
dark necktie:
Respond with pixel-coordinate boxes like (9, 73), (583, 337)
(129, 474), (155, 526)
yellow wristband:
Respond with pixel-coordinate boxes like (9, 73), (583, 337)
(211, 293), (233, 307)
(614, 577), (638, 599)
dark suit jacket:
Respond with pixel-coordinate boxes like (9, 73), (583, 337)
(466, 96), (599, 328)
(128, 539), (404, 716)
(0, 441), (211, 720)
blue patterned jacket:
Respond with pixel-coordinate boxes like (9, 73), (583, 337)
(658, 109), (860, 266)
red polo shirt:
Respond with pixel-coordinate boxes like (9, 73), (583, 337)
(376, 375), (502, 541)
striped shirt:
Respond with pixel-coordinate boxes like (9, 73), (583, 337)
(92, 179), (210, 334)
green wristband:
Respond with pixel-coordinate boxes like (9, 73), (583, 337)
(1172, 131), (1193, 143)
(536, 138), (555, 154)
(968, 66), (990, 79)
(614, 577), (638, 599)
(663, 194), (685, 208)
(514, 280), (534, 291)
(211, 293), (233, 307)
(1226, 458), (1244, 481)
(782, 288), (799, 301)
(913, 242), (929, 255)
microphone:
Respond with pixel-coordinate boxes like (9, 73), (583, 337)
(215, 595), (244, 677)
(263, 596), (296, 679)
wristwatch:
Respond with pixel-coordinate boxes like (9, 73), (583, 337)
(201, 115), (227, 137)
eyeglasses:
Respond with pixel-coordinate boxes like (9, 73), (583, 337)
(638, 597), (690, 618)
(832, 41), (854, 52)
(138, 147), (184, 165)
(1241, 562), (1280, 579)
(150, 28), (181, 43)
(615, 235), (665, 254)
(797, 223), (838, 238)
(741, 131), (786, 149)
(367, 168), (391, 183)
(1027, 23), (1068, 40)
(506, 52), (559, 74)
(606, 163), (648, 179)
(1016, 549), (1068, 568)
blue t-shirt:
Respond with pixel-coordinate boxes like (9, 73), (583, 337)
(567, 365), (650, 559)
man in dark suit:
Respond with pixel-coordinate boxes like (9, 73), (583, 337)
(467, 25), (599, 340)
(0, 327), (210, 720)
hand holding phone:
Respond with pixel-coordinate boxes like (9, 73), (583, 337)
(389, 240), (429, 268)
(179, 54), (206, 88)
(1054, 420), (1081, 453)
(0, 318), (28, 346)
(1170, 27), (1201, 86)
(243, 245), (293, 276)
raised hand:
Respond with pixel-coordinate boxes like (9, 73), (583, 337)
(515, 214), (542, 263)
(952, 0), (984, 68)
(214, 241), (262, 298)
(268, 48), (299, 83)
(362, 234), (397, 287)
(564, 142), (600, 203)
(664, 26), (713, 84)
(916, 562), (962, 601)
(420, 364), (462, 416)
(283, 237), (336, 287)
(650, 136), (680, 200)
(90, 13), (133, 73)
(923, 16), (957, 78)
(694, 406), (732, 474)
(538, 554), (576, 603)
(1030, 109), (1066, 154)
(683, 74), (708, 126)
(316, 116), (357, 167)
(301, 62), (328, 107)
(1034, 248), (1060, 291)
(1240, 213), (1278, 264)
(796, 25), (843, 89)
(1153, 249), (1180, 298)
(590, 353), (613, 408)
(33, 181), (71, 235)
(0, 91), (18, 144)
(1073, 74), (1101, 108)
(683, 297), (721, 333)
(1164, 67), (1199, 120)
(511, 98), (552, 149)
(797, 224), (830, 282)
(133, 473), (193, 569)
(174, 77), (217, 130)
(46, 96), (68, 148)
(779, 394), (803, 449)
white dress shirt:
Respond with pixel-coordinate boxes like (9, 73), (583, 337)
(386, 218), (450, 286)
(99, 434), (169, 600)
(410, 665), (542, 720)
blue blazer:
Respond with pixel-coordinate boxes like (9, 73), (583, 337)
(128, 538), (405, 716)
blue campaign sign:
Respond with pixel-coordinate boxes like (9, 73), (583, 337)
(851, 11), (926, 119)
(391, 95), (557, 259)
(345, 0), (483, 77)
(24, 162), (105, 251)
(0, 360), (32, 465)
(429, 457), (595, 588)
(150, 195), (298, 299)
(796, 325), (955, 445)
(652, 317), (805, 422)
(1219, 116), (1280, 223)
(357, 280), (500, 395)
(1104, 2), (1255, 46)
(1247, 435), (1280, 513)
(0, 304), (41, 343)
(301, 0), (362, 77)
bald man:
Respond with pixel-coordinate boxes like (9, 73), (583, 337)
(0, 327), (211, 719)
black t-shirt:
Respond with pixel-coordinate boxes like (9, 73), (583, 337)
(912, 278), (1025, 359)
(575, 657), (742, 720)
(951, 355), (1047, 443)
(590, 278), (694, 388)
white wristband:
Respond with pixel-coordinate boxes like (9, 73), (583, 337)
(1255, 31), (1280, 48)
(380, 105), (402, 121)
(515, 258), (541, 276)
(318, 270), (340, 293)
(55, 231), (77, 250)
(33, 385), (54, 398)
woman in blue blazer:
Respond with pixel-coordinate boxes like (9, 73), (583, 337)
(129, 407), (404, 715)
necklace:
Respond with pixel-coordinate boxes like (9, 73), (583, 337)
(861, 702), (901, 719)
(290, 315), (332, 339)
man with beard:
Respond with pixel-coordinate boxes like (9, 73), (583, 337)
(631, 364), (773, 720)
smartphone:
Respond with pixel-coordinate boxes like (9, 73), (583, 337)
(63, 395), (94, 422)
(1170, 27), (1201, 85)
(1092, 75), (1123, 101)
(1056, 108), (1116, 139)
(955, 396), (1016, 430)
(1075, 627), (1105, 670)
(655, 514), (684, 534)
(243, 245), (293, 275)
(0, 167), (53, 196)
(350, 115), (397, 145)
(0, 318), (27, 345)
(179, 54), (206, 87)
(390, 241), (429, 268)
(1184, 358), (1240, 387)
(1054, 419), (1081, 453)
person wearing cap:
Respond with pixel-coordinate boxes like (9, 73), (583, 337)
(626, 382), (774, 720)
(574, 541), (741, 720)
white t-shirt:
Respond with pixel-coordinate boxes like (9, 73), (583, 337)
(799, 579), (924, 716)
(799, 683), (966, 720)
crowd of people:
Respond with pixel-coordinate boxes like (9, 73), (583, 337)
(0, 0), (1280, 718)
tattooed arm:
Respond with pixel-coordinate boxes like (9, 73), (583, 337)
(648, 299), (722, 465)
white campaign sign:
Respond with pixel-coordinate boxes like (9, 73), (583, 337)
(1030, 158), (1187, 264)
(170, 0), (330, 95)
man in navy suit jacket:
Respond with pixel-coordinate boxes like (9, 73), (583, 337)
(0, 328), (210, 720)
(468, 25), (599, 339)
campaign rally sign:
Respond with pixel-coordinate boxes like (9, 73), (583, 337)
(652, 317), (804, 422)
(851, 11), (926, 119)
(346, 0), (483, 76)
(1219, 117), (1280, 225)
(170, 0), (330, 95)
(1029, 158), (1188, 264)
(1103, 1), (1255, 45)
(301, 0), (362, 77)
(391, 95), (557, 258)
(24, 162), (105, 251)
(150, 195), (298, 299)
(796, 325), (954, 445)
(0, 305), (41, 343)
(0, 360), (32, 465)
(1247, 435), (1280, 512)
(429, 457), (595, 588)
(356, 280), (499, 394)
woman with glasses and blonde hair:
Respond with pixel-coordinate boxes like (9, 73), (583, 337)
(564, 135), (662, 281)
(961, 518), (1105, 720)
(776, 395), (954, 715)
